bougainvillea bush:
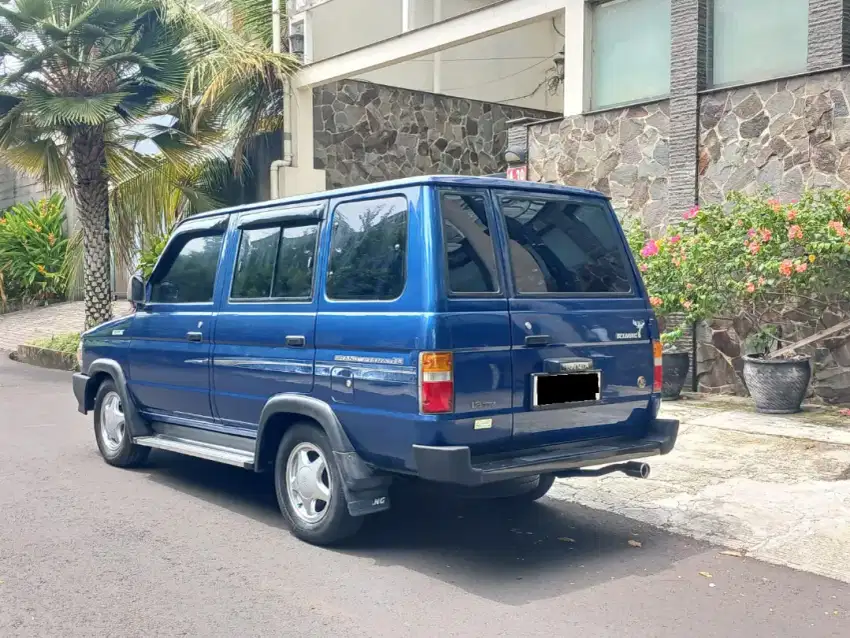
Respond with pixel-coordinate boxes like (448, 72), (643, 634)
(0, 195), (71, 305)
(629, 189), (850, 355)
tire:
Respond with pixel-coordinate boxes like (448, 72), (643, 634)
(274, 423), (362, 546)
(93, 379), (150, 468)
(501, 473), (555, 503)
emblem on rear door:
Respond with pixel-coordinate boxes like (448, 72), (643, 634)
(616, 320), (645, 340)
(637, 376), (647, 388)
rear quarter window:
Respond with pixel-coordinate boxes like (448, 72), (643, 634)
(498, 194), (633, 295)
(326, 196), (407, 301)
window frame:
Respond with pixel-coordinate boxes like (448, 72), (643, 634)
(495, 190), (637, 299)
(146, 216), (228, 306)
(437, 188), (505, 299)
(228, 221), (322, 304)
(323, 194), (410, 304)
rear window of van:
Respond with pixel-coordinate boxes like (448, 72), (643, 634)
(497, 194), (633, 295)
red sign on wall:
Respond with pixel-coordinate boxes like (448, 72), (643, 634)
(506, 165), (527, 181)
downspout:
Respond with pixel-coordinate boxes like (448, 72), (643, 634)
(271, 0), (293, 200)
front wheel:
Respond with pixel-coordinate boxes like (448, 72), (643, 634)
(93, 379), (150, 468)
(274, 423), (362, 545)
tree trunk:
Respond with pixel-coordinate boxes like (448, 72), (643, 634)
(72, 128), (112, 329)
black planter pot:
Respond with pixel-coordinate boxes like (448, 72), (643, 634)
(662, 352), (690, 400)
(742, 355), (812, 414)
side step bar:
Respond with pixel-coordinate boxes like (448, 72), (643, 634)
(134, 435), (255, 469)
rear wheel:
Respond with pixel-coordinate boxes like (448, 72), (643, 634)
(501, 474), (555, 503)
(93, 379), (150, 468)
(274, 423), (362, 545)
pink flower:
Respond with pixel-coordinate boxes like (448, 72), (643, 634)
(748, 241), (761, 255)
(650, 296), (663, 308)
(758, 277), (766, 286)
(787, 209), (798, 221)
(640, 240), (659, 258)
(767, 199), (781, 212)
(686, 283), (694, 290)
(669, 234), (681, 244)
(683, 301), (693, 311)
(779, 259), (794, 276)
(795, 262), (808, 273)
(639, 263), (648, 272)
(746, 282), (756, 293)
(736, 219), (744, 227)
(683, 206), (699, 220)
(747, 228), (757, 238)
(840, 408), (850, 417)
(788, 225), (803, 241)
(828, 220), (846, 237)
(759, 228), (772, 242)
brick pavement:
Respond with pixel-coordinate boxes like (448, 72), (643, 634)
(0, 301), (133, 351)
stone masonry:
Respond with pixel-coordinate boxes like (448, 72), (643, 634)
(698, 69), (850, 204)
(528, 101), (670, 228)
(313, 80), (554, 190)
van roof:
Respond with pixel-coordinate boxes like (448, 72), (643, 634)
(186, 175), (607, 223)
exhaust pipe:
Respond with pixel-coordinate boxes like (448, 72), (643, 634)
(555, 461), (650, 480)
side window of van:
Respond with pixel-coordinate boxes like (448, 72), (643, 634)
(326, 197), (407, 301)
(231, 224), (319, 301)
(150, 234), (224, 304)
(439, 191), (499, 294)
(499, 195), (632, 295)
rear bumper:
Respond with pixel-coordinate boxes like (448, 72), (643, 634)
(73, 373), (89, 414)
(412, 418), (678, 486)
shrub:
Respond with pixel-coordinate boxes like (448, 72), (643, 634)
(27, 332), (80, 354)
(0, 195), (70, 303)
(138, 232), (170, 279)
(630, 189), (850, 356)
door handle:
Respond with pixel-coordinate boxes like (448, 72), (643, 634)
(525, 334), (551, 347)
(186, 331), (203, 342)
(285, 335), (306, 348)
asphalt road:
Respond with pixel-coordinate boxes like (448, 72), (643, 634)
(1, 357), (848, 637)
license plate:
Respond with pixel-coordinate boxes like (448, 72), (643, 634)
(532, 372), (601, 408)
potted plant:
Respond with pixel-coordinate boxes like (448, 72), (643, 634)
(628, 217), (720, 400)
(689, 190), (850, 413)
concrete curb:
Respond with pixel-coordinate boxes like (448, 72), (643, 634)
(12, 344), (78, 372)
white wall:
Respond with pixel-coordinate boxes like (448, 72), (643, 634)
(306, 0), (563, 112)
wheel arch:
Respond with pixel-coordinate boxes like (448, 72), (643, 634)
(85, 359), (152, 437)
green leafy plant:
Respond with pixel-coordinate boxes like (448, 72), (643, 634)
(0, 195), (70, 303)
(27, 332), (81, 355)
(631, 189), (850, 357)
(138, 233), (171, 280)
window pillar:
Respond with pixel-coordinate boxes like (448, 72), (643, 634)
(668, 0), (708, 218)
(808, 0), (850, 71)
(562, 0), (592, 117)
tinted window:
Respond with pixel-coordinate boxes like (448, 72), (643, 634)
(231, 224), (319, 300)
(150, 234), (223, 303)
(440, 192), (499, 294)
(326, 197), (407, 300)
(231, 227), (278, 299)
(273, 225), (318, 299)
(499, 196), (632, 295)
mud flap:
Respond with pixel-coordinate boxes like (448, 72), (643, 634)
(333, 451), (392, 517)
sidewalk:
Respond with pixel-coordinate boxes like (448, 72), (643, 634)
(0, 301), (133, 351)
(550, 398), (850, 583)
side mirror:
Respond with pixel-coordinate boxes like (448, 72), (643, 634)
(129, 274), (146, 306)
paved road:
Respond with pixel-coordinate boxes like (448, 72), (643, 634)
(1, 357), (847, 637)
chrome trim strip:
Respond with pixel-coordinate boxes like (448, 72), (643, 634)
(213, 358), (314, 375)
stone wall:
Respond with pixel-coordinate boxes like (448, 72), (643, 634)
(527, 101), (670, 228)
(698, 70), (850, 204)
(313, 80), (554, 190)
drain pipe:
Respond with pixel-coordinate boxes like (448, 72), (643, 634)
(271, 0), (293, 200)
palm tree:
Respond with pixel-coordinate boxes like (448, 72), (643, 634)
(0, 0), (297, 328)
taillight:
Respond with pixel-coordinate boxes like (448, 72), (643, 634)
(419, 351), (454, 414)
(653, 340), (663, 393)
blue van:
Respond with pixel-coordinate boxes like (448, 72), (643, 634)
(73, 175), (678, 545)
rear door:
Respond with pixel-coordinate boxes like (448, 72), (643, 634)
(493, 190), (655, 448)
